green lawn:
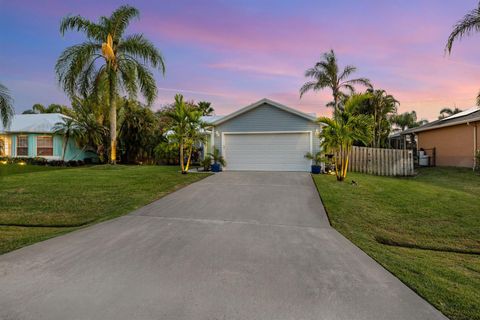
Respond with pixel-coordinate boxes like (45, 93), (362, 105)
(0, 165), (209, 254)
(313, 167), (480, 320)
(0, 163), (65, 176)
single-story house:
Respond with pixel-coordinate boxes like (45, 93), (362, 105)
(405, 107), (479, 168)
(202, 98), (321, 171)
(0, 113), (91, 161)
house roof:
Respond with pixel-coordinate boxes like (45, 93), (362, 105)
(0, 113), (68, 134)
(201, 115), (225, 124)
(405, 106), (480, 134)
(210, 98), (317, 126)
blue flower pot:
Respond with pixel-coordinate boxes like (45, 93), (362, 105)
(311, 165), (321, 174)
(211, 163), (222, 172)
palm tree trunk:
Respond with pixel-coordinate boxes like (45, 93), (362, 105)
(179, 142), (185, 173)
(185, 145), (193, 172)
(109, 71), (117, 164)
(62, 135), (69, 162)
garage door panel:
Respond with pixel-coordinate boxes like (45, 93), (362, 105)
(224, 133), (311, 171)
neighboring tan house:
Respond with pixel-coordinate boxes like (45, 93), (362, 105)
(0, 113), (91, 161)
(407, 107), (480, 168)
(202, 98), (321, 171)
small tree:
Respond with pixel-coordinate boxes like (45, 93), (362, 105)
(53, 117), (85, 161)
(318, 94), (373, 181)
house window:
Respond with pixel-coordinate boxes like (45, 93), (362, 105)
(16, 136), (28, 156)
(37, 136), (53, 156)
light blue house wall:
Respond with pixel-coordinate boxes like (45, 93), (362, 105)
(9, 133), (90, 161)
(212, 102), (321, 155)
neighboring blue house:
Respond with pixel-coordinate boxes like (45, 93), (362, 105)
(0, 113), (91, 161)
(202, 98), (321, 171)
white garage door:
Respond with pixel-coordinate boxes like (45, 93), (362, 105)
(223, 132), (311, 171)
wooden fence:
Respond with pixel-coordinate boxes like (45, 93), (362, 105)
(347, 146), (414, 176)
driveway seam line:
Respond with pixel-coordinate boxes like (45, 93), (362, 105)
(130, 215), (331, 231)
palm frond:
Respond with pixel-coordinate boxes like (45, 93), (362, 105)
(118, 34), (166, 73)
(446, 7), (480, 53)
(60, 15), (106, 41)
(109, 5), (140, 40)
(0, 83), (14, 128)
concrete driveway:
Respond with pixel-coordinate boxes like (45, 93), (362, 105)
(0, 172), (447, 320)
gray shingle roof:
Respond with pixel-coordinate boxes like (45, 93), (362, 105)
(404, 107), (480, 134)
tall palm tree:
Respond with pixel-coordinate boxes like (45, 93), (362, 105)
(300, 50), (371, 113)
(318, 93), (373, 181)
(0, 83), (14, 128)
(446, 2), (480, 106)
(56, 5), (165, 164)
(53, 117), (85, 161)
(439, 107), (462, 119)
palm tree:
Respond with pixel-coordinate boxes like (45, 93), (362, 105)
(391, 111), (427, 132)
(166, 94), (191, 173)
(53, 117), (85, 161)
(56, 5), (165, 164)
(197, 101), (214, 116)
(439, 107), (462, 119)
(318, 93), (373, 181)
(184, 112), (207, 172)
(300, 50), (371, 113)
(446, 2), (480, 106)
(354, 88), (399, 148)
(23, 103), (72, 115)
(0, 83), (14, 128)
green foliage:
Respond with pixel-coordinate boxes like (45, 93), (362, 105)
(391, 111), (428, 131)
(201, 155), (212, 171)
(22, 103), (73, 116)
(304, 151), (323, 165)
(446, 3), (480, 107)
(53, 117), (85, 161)
(439, 107), (463, 119)
(208, 147), (226, 167)
(353, 88), (399, 148)
(0, 83), (14, 128)
(154, 141), (178, 164)
(318, 93), (373, 181)
(300, 50), (371, 112)
(165, 94), (207, 173)
(197, 101), (214, 116)
(118, 100), (161, 163)
(56, 5), (165, 163)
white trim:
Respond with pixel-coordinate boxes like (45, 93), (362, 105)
(210, 127), (215, 153)
(211, 98), (317, 125)
(221, 130), (313, 171)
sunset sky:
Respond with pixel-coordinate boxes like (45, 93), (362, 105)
(2, 0), (480, 120)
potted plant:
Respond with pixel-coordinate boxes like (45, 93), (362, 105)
(304, 151), (323, 174)
(201, 155), (212, 172)
(208, 148), (226, 172)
